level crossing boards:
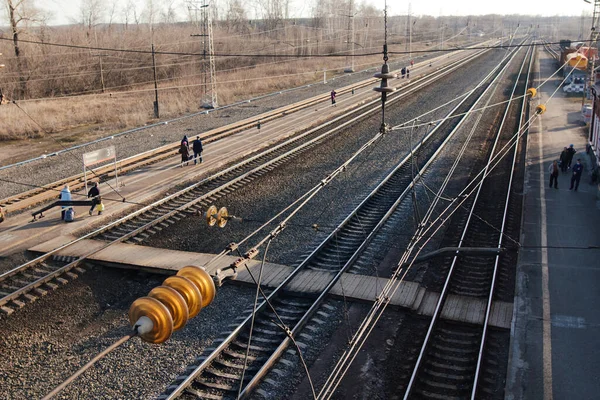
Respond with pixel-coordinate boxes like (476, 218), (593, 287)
(29, 236), (513, 329)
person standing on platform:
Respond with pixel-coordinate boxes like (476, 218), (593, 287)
(193, 136), (203, 165)
(59, 185), (72, 220)
(181, 135), (189, 148)
(570, 159), (584, 191)
(566, 144), (576, 169)
(87, 182), (102, 215)
(559, 147), (569, 172)
(548, 160), (559, 189)
(401, 67), (406, 78)
(330, 89), (337, 106)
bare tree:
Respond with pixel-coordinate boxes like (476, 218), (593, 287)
(80, 0), (103, 35)
(225, 0), (248, 33)
(3, 0), (45, 99)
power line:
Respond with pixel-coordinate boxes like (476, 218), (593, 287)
(1, 36), (591, 59)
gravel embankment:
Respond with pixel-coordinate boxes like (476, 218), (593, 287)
(0, 48), (509, 399)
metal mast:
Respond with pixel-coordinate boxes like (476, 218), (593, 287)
(587, 1), (600, 91)
(188, 0), (217, 109)
(344, 0), (355, 72)
(405, 3), (412, 59)
(207, 12), (218, 108)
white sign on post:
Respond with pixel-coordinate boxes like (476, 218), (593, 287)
(83, 146), (116, 166)
(82, 146), (118, 194)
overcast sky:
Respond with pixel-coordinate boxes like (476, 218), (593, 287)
(38, 0), (591, 26)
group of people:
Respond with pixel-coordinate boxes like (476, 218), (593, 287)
(400, 67), (410, 79)
(179, 135), (204, 166)
(58, 182), (103, 222)
(548, 144), (584, 191)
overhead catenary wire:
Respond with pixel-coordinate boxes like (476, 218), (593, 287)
(317, 40), (550, 398)
(318, 51), (570, 396)
(0, 36), (592, 58)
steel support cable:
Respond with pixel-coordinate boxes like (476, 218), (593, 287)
(391, 55), (573, 132)
(167, 128), (401, 399)
(0, 36), (585, 58)
(390, 39), (527, 133)
(317, 113), (538, 400)
(237, 239), (272, 399)
(333, 231), (355, 345)
(237, 253), (317, 400)
(403, 43), (532, 399)
(318, 37), (524, 368)
(42, 333), (135, 399)
(317, 43), (533, 398)
(471, 43), (535, 399)
(232, 64), (508, 398)
(321, 106), (542, 400)
(199, 131), (385, 274)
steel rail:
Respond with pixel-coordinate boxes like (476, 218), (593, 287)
(316, 38), (527, 400)
(470, 42), (534, 399)
(0, 48), (490, 314)
(160, 49), (505, 400)
(402, 41), (532, 399)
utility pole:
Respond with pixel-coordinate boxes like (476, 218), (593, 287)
(151, 44), (159, 118)
(93, 29), (106, 93)
(343, 0), (355, 73)
(188, 0), (217, 109)
(405, 3), (412, 59)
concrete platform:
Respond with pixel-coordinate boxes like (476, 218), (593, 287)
(506, 52), (600, 399)
(30, 236), (512, 329)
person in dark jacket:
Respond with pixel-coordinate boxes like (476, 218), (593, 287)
(179, 142), (191, 166)
(193, 136), (203, 165)
(570, 159), (584, 191)
(401, 67), (406, 78)
(181, 135), (189, 147)
(330, 90), (337, 106)
(87, 182), (101, 215)
(566, 144), (576, 168)
(559, 147), (569, 172)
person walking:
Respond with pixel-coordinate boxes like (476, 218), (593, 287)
(548, 160), (559, 189)
(569, 158), (584, 191)
(59, 185), (72, 220)
(181, 135), (189, 148)
(566, 144), (576, 169)
(179, 142), (191, 166)
(559, 147), (569, 172)
(330, 90), (337, 106)
(87, 182), (102, 215)
(401, 67), (406, 78)
(193, 135), (203, 165)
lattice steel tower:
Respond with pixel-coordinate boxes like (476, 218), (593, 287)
(188, 0), (218, 109)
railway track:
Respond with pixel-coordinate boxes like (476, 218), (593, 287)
(401, 42), (533, 400)
(0, 47), (469, 217)
(157, 49), (517, 400)
(0, 47), (493, 317)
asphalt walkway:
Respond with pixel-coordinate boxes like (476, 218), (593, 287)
(506, 51), (600, 399)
